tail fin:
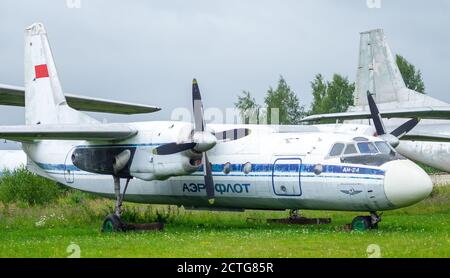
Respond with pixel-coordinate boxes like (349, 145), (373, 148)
(24, 23), (96, 125)
(353, 29), (446, 108)
(354, 29), (406, 106)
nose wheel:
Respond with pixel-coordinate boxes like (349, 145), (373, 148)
(351, 212), (381, 231)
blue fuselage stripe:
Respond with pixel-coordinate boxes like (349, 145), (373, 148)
(35, 162), (385, 178)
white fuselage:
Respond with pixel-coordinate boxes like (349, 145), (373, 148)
(348, 117), (450, 172)
(391, 121), (450, 172)
(20, 121), (432, 212)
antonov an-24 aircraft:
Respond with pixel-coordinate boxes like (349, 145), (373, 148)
(0, 23), (434, 232)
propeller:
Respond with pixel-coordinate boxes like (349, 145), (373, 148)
(151, 80), (213, 203)
(152, 79), (253, 204)
(192, 79), (215, 204)
(367, 91), (419, 147)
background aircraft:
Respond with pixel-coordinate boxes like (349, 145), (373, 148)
(0, 23), (433, 232)
(301, 29), (450, 172)
(0, 149), (26, 174)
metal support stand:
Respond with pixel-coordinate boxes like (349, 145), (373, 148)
(267, 209), (331, 225)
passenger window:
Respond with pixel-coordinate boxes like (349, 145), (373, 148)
(344, 144), (358, 155)
(357, 142), (379, 154)
(329, 143), (345, 157)
(375, 141), (393, 154)
(223, 162), (232, 174)
(243, 162), (252, 174)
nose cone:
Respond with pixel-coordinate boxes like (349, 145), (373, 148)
(381, 160), (433, 208)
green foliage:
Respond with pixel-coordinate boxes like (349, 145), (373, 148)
(264, 76), (305, 125)
(234, 91), (261, 124)
(396, 55), (425, 94)
(0, 168), (62, 206)
(309, 74), (355, 115)
(416, 162), (444, 175)
(0, 185), (449, 257)
(120, 205), (180, 224)
(234, 76), (305, 125)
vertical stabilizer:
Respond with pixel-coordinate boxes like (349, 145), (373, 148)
(352, 29), (446, 109)
(354, 29), (406, 106)
(24, 23), (96, 125)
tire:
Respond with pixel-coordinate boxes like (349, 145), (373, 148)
(351, 216), (372, 231)
(102, 214), (125, 233)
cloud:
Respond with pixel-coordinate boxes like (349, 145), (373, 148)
(0, 0), (449, 127)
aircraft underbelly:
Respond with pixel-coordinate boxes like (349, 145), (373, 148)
(49, 170), (387, 212)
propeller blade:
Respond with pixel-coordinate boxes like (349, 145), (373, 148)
(203, 153), (215, 204)
(390, 118), (420, 138)
(367, 91), (386, 136)
(214, 128), (251, 142)
(192, 79), (204, 132)
(153, 142), (196, 155)
(192, 79), (215, 204)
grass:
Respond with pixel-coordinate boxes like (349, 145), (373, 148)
(416, 162), (446, 175)
(0, 184), (449, 258)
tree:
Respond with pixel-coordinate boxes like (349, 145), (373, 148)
(264, 76), (305, 125)
(310, 74), (327, 115)
(309, 74), (355, 115)
(234, 91), (260, 124)
(396, 54), (425, 94)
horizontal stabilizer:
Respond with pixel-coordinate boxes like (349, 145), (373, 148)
(0, 84), (160, 114)
(301, 106), (450, 122)
(0, 124), (137, 141)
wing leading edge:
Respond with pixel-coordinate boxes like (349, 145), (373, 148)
(0, 84), (161, 114)
(0, 124), (137, 141)
(300, 107), (450, 122)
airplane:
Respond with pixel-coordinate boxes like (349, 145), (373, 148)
(0, 23), (434, 232)
(301, 29), (450, 173)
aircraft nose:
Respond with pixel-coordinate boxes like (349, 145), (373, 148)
(381, 160), (433, 208)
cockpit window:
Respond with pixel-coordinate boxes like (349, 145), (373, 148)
(375, 141), (393, 154)
(343, 144), (358, 155)
(357, 142), (379, 154)
(329, 143), (345, 157)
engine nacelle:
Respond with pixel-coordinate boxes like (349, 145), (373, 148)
(71, 146), (136, 178)
(129, 147), (201, 181)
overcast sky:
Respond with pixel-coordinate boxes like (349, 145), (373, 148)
(1, 0), (449, 127)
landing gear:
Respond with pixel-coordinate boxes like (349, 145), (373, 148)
(351, 212), (381, 231)
(289, 209), (300, 220)
(101, 176), (164, 233)
(266, 209), (331, 225)
(102, 176), (130, 233)
(102, 214), (125, 233)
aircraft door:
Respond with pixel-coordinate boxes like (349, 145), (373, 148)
(272, 157), (302, 196)
(64, 148), (75, 184)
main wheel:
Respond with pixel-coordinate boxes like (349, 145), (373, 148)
(102, 214), (125, 233)
(351, 216), (372, 231)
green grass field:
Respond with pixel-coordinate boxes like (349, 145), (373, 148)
(0, 183), (449, 258)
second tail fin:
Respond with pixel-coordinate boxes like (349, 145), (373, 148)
(352, 29), (446, 109)
(354, 29), (406, 106)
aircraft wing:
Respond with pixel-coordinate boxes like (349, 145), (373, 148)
(0, 84), (161, 114)
(401, 132), (450, 143)
(0, 124), (137, 141)
(300, 106), (450, 122)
